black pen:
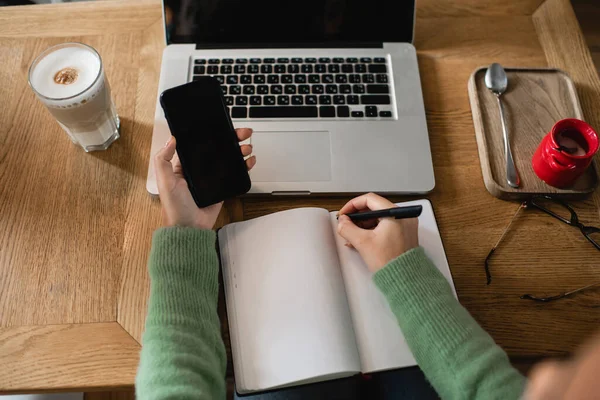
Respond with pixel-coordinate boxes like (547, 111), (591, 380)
(341, 205), (423, 221)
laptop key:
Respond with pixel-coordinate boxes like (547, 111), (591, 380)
(333, 57), (344, 63)
(192, 75), (203, 81)
(355, 64), (366, 73)
(362, 74), (375, 83)
(340, 84), (351, 94)
(292, 95), (303, 105)
(368, 64), (387, 73)
(326, 85), (338, 94)
(224, 96), (234, 105)
(194, 59), (207, 65)
(304, 57), (317, 63)
(282, 75), (293, 84)
(277, 95), (290, 105)
(243, 85), (255, 95)
(248, 65), (259, 74)
(292, 58), (303, 63)
(227, 76), (238, 84)
(285, 85), (296, 94)
(351, 110), (364, 117)
(230, 85), (241, 95)
(250, 58), (261, 64)
(214, 75), (225, 84)
(277, 58), (289, 63)
(299, 85), (310, 94)
(361, 95), (390, 105)
(254, 75), (266, 84)
(301, 64), (313, 73)
(319, 57), (331, 63)
(267, 75), (279, 84)
(275, 64), (286, 73)
(264, 58), (276, 63)
(319, 95), (332, 105)
(380, 111), (392, 117)
(222, 59), (234, 64)
(337, 106), (350, 117)
(376, 74), (388, 83)
(257, 85), (269, 94)
(221, 86), (228, 95)
(271, 85), (283, 94)
(367, 84), (389, 94)
(315, 64), (326, 73)
(346, 57), (358, 63)
(320, 106), (335, 117)
(264, 96), (276, 105)
(323, 74), (334, 83)
(347, 95), (359, 104)
(342, 64), (353, 73)
(234, 65), (246, 74)
(241, 75), (252, 84)
(366, 106), (378, 117)
(335, 74), (347, 83)
(236, 96), (248, 106)
(312, 85), (324, 94)
(194, 66), (205, 74)
(333, 95), (345, 104)
(261, 65), (273, 74)
(306, 95), (317, 105)
(360, 57), (372, 63)
(209, 59), (220, 64)
(353, 84), (365, 94)
(328, 64), (340, 73)
(374, 57), (386, 63)
(232, 107), (247, 118)
(207, 66), (218, 74)
(349, 74), (361, 83)
(288, 64), (299, 74)
(236, 58), (248, 64)
(308, 74), (320, 83)
(295, 74), (307, 84)
(249, 106), (318, 118)
(250, 96), (262, 105)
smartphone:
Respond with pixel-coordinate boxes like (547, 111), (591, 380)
(160, 77), (251, 207)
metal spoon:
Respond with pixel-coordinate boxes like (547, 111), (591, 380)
(485, 63), (520, 188)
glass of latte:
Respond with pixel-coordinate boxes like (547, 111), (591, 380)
(28, 43), (120, 152)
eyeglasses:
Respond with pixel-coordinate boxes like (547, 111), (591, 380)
(485, 196), (600, 302)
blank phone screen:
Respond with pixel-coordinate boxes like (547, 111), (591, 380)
(160, 78), (250, 207)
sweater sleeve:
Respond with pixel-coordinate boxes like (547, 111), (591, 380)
(136, 227), (226, 400)
(373, 247), (526, 400)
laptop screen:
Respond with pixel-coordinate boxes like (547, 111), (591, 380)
(163, 0), (415, 47)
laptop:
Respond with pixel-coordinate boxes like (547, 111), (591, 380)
(146, 0), (435, 195)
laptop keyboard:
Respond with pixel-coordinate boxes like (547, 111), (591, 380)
(191, 57), (393, 119)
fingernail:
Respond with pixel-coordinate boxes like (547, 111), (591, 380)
(164, 138), (171, 148)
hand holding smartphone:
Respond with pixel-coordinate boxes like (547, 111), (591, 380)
(160, 77), (251, 207)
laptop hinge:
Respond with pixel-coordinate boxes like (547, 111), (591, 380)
(195, 42), (383, 50)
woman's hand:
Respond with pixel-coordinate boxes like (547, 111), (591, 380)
(154, 128), (256, 230)
(337, 193), (419, 272)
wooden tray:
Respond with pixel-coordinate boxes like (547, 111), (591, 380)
(468, 67), (599, 200)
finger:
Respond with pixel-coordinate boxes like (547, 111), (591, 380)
(356, 218), (379, 230)
(246, 155), (257, 170)
(337, 215), (370, 247)
(240, 144), (253, 157)
(339, 192), (396, 215)
(155, 137), (177, 191)
(236, 128), (253, 142)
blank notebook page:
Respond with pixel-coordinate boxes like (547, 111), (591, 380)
(219, 208), (361, 392)
(329, 199), (456, 373)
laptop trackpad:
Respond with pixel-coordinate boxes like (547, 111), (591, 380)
(250, 131), (332, 182)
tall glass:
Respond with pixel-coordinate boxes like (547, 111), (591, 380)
(28, 43), (120, 152)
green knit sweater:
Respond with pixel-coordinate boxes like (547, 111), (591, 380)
(136, 227), (525, 399)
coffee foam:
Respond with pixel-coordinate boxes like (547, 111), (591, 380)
(30, 46), (101, 102)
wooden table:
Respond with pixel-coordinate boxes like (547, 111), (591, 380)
(1, 0), (599, 395)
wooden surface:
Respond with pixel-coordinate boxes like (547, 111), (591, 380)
(1, 0), (600, 396)
(468, 67), (598, 199)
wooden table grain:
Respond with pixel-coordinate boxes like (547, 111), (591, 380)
(0, 0), (599, 395)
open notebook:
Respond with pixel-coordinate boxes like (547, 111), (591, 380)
(218, 199), (456, 394)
